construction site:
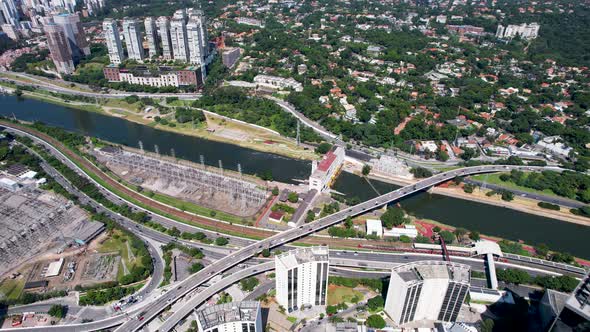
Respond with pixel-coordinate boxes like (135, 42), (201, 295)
(93, 146), (269, 217)
(0, 186), (92, 278)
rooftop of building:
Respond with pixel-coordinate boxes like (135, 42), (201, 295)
(196, 301), (260, 330)
(275, 246), (329, 270)
(393, 260), (470, 285)
(565, 271), (590, 320)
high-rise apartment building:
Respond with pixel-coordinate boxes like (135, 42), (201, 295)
(122, 18), (144, 61)
(0, 0), (19, 26)
(186, 15), (205, 66)
(156, 16), (172, 59)
(103, 18), (125, 64)
(53, 13), (90, 61)
(384, 261), (470, 326)
(275, 246), (329, 313)
(170, 10), (189, 62)
(44, 23), (75, 74)
(1, 23), (18, 40)
(195, 301), (262, 332)
(144, 17), (159, 58)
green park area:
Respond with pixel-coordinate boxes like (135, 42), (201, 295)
(98, 229), (144, 282)
(470, 173), (559, 197)
(327, 284), (364, 306)
(0, 278), (25, 300)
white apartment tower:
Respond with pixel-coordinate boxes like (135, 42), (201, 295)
(170, 10), (189, 62)
(195, 301), (262, 332)
(384, 261), (470, 326)
(0, 0), (19, 26)
(144, 17), (159, 58)
(186, 15), (205, 66)
(275, 246), (329, 313)
(156, 16), (172, 59)
(122, 18), (144, 61)
(103, 18), (125, 64)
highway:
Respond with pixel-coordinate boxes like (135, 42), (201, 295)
(116, 163), (565, 332)
(0, 122), (581, 332)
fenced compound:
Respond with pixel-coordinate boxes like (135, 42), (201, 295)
(102, 149), (268, 212)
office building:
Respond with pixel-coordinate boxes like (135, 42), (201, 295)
(170, 10), (189, 62)
(144, 17), (159, 58)
(156, 16), (172, 59)
(44, 23), (75, 74)
(0, 0), (19, 26)
(275, 246), (329, 312)
(53, 13), (90, 61)
(547, 271), (590, 331)
(103, 18), (125, 64)
(384, 261), (470, 326)
(186, 14), (205, 66)
(222, 47), (240, 68)
(308, 146), (345, 192)
(122, 18), (144, 61)
(254, 74), (303, 92)
(195, 301), (262, 332)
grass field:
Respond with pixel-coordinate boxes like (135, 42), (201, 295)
(98, 230), (142, 281)
(470, 173), (559, 197)
(327, 284), (364, 306)
(0, 279), (25, 300)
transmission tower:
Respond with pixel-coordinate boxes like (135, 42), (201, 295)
(200, 155), (205, 168)
(237, 163), (242, 178)
(218, 160), (223, 174)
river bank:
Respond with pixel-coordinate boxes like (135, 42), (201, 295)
(360, 168), (590, 227)
(0, 82), (317, 161)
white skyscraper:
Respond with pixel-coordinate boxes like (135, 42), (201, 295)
(144, 17), (159, 58)
(156, 16), (172, 59)
(122, 18), (144, 61)
(103, 18), (125, 64)
(195, 301), (263, 332)
(0, 0), (19, 26)
(187, 15), (205, 66)
(170, 9), (189, 62)
(384, 261), (470, 326)
(275, 246), (329, 313)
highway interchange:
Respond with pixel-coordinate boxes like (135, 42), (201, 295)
(0, 123), (584, 332)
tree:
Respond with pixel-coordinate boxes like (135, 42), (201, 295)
(480, 318), (495, 332)
(261, 248), (271, 257)
(168, 226), (180, 238)
(535, 243), (550, 258)
(439, 230), (455, 243)
(326, 305), (338, 315)
(366, 314), (386, 329)
(240, 277), (259, 291)
(259, 170), (273, 181)
(433, 226), (441, 233)
(272, 187), (279, 196)
(380, 207), (407, 228)
(454, 228), (468, 241)
(469, 231), (480, 241)
(411, 167), (433, 178)
(501, 190), (514, 201)
(315, 142), (332, 154)
(188, 262), (204, 273)
(48, 305), (67, 319)
(367, 295), (385, 311)
(215, 237), (229, 246)
(288, 192), (299, 203)
(362, 164), (371, 176)
(344, 217), (353, 229)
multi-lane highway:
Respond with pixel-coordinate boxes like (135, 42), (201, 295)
(0, 122), (578, 332)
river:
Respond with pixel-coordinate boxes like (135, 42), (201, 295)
(2, 95), (589, 259)
(0, 95), (310, 183)
(333, 172), (590, 259)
